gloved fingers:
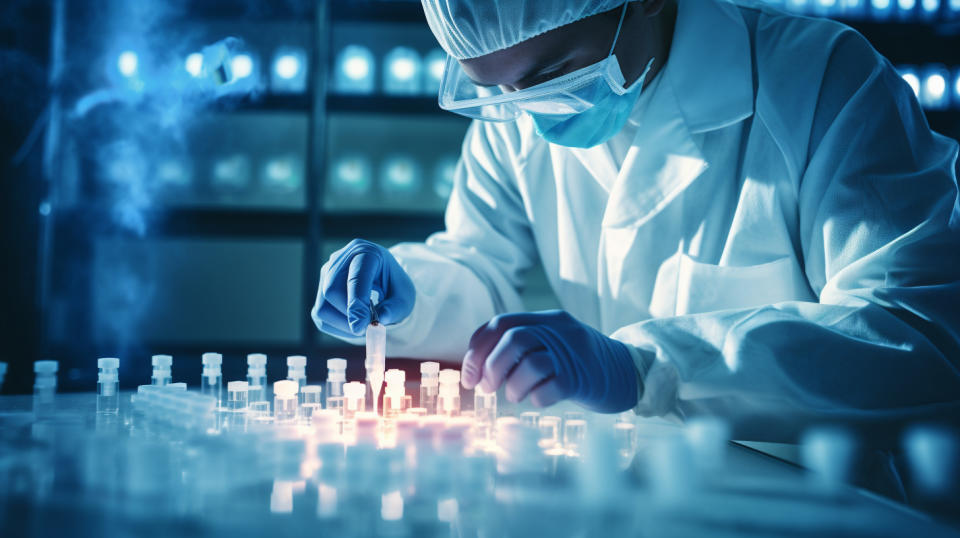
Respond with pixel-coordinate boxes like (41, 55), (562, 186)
(527, 378), (565, 408)
(312, 301), (357, 339)
(376, 295), (410, 325)
(478, 327), (546, 393)
(503, 351), (556, 403)
(346, 251), (382, 334)
(465, 312), (550, 386)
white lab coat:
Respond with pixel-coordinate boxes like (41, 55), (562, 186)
(329, 0), (960, 440)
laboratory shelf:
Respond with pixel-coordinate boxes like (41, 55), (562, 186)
(326, 95), (445, 115)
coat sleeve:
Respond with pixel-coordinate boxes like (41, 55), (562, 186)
(611, 30), (960, 442)
(372, 120), (537, 360)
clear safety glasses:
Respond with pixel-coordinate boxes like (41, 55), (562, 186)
(437, 54), (632, 122)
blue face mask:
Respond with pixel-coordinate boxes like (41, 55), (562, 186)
(529, 55), (654, 148)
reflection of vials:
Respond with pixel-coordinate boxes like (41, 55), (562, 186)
(332, 154), (372, 196)
(380, 154), (422, 197)
(920, 65), (951, 110)
(423, 48), (446, 95)
(155, 159), (192, 188)
(433, 156), (458, 200)
(212, 154), (252, 190)
(271, 47), (308, 94)
(335, 45), (375, 94)
(262, 156), (303, 193)
(383, 47), (422, 95)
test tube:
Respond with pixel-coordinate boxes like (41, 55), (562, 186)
(383, 369), (406, 418)
(301, 385), (322, 423)
(438, 369), (461, 417)
(520, 411), (541, 428)
(246, 353), (268, 403)
(274, 380), (299, 424)
(33, 360), (58, 417)
(325, 358), (347, 410)
(287, 355), (307, 396)
(474, 386), (497, 441)
(97, 358), (120, 415)
(539, 416), (562, 449)
(366, 322), (386, 414)
(151, 355), (172, 386)
(563, 418), (588, 456)
(420, 361), (440, 413)
(201, 352), (223, 405)
(343, 381), (366, 421)
(226, 380), (249, 431)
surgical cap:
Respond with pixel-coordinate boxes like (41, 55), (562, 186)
(421, 0), (635, 60)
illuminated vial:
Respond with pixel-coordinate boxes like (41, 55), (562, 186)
(474, 387), (497, 440)
(97, 358), (120, 415)
(871, 0), (895, 18)
(274, 380), (299, 425)
(380, 155), (422, 197)
(332, 154), (373, 196)
(563, 418), (588, 456)
(334, 44), (375, 94)
(521, 411), (541, 428)
(920, 0), (940, 19)
(117, 50), (138, 77)
(231, 53), (254, 79)
(151, 355), (172, 386)
(539, 416), (562, 449)
(383, 46), (422, 95)
(249, 400), (273, 427)
(226, 380), (249, 431)
(0, 361), (7, 392)
(271, 46), (307, 93)
(262, 156), (303, 193)
(185, 52), (203, 77)
(920, 65), (950, 109)
(366, 321), (386, 414)
(438, 369), (461, 417)
(383, 369), (407, 418)
(325, 358), (347, 409)
(343, 381), (366, 421)
(246, 353), (268, 403)
(301, 385), (322, 423)
(897, 0), (917, 19)
(33, 360), (58, 417)
(287, 355), (307, 392)
(801, 426), (856, 492)
(420, 361), (440, 413)
(212, 154), (252, 189)
(201, 352), (223, 405)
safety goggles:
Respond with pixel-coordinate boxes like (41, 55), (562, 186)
(437, 53), (631, 122)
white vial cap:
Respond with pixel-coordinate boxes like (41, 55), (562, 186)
(439, 369), (460, 385)
(327, 358), (347, 370)
(287, 355), (307, 367)
(421, 361), (440, 375)
(228, 381), (249, 392)
(247, 353), (267, 367)
(343, 381), (366, 399)
(274, 379), (298, 398)
(385, 369), (405, 386)
(151, 355), (172, 368)
(35, 360), (58, 374)
(98, 357), (120, 370)
(202, 353), (222, 366)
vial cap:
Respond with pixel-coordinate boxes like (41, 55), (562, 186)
(273, 379), (298, 397)
(202, 352), (222, 366)
(228, 381), (249, 392)
(343, 381), (366, 399)
(385, 369), (405, 385)
(98, 357), (120, 370)
(301, 385), (321, 394)
(34, 360), (58, 374)
(151, 355), (172, 367)
(287, 355), (307, 367)
(247, 353), (267, 367)
(421, 361), (440, 374)
(327, 358), (347, 370)
(439, 369), (460, 385)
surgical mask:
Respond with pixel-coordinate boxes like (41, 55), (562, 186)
(527, 55), (654, 148)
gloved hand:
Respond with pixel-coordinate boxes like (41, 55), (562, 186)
(312, 239), (415, 338)
(461, 310), (639, 413)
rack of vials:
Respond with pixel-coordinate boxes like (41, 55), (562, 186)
(2, 347), (960, 537)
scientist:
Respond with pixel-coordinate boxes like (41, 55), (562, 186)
(314, 0), (960, 438)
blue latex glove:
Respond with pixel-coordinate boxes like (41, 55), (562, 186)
(461, 310), (639, 413)
(312, 239), (415, 338)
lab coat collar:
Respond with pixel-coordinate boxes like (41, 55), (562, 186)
(667, 0), (755, 134)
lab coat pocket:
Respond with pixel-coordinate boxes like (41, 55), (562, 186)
(650, 253), (808, 317)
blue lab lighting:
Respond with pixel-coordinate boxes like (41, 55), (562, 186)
(274, 55), (300, 80)
(231, 54), (254, 80)
(185, 53), (203, 78)
(117, 51), (138, 77)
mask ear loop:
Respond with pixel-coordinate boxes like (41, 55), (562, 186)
(607, 1), (631, 58)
